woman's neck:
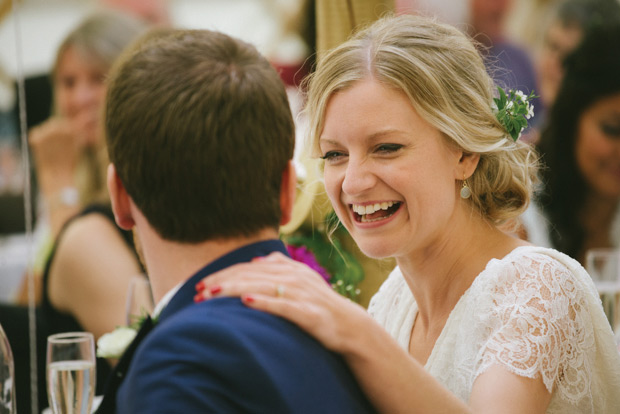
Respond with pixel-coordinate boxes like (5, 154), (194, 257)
(396, 213), (527, 328)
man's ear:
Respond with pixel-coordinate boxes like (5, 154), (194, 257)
(279, 160), (297, 226)
(107, 164), (135, 230)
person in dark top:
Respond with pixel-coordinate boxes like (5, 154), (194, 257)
(0, 203), (143, 413)
(0, 11), (148, 414)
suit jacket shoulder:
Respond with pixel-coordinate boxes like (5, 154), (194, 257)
(117, 297), (375, 414)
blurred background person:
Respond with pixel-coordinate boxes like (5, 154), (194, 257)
(533, 0), (620, 138)
(521, 21), (620, 266)
(395, 0), (540, 139)
(18, 7), (150, 304)
(505, 0), (564, 54)
(0, 10), (148, 414)
(467, 0), (540, 132)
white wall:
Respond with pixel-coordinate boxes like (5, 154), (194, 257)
(0, 0), (97, 77)
(0, 0), (289, 79)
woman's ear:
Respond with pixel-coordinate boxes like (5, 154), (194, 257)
(279, 160), (297, 226)
(458, 152), (481, 180)
(107, 163), (135, 230)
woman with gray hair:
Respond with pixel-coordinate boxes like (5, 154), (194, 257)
(30, 10), (149, 241)
(3, 10), (147, 413)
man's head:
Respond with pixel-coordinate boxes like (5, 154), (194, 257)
(105, 29), (295, 242)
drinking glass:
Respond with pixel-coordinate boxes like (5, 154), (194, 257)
(585, 248), (620, 337)
(0, 323), (15, 413)
(125, 276), (154, 327)
(46, 332), (95, 414)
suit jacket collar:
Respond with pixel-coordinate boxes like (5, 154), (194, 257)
(95, 239), (287, 414)
(158, 239), (288, 322)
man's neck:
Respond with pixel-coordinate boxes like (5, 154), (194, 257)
(137, 225), (279, 303)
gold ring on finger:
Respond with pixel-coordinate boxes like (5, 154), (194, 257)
(276, 284), (285, 298)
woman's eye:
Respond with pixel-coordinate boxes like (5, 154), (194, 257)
(602, 123), (620, 138)
(376, 143), (403, 154)
(58, 77), (76, 90)
(91, 73), (106, 85)
(320, 151), (347, 161)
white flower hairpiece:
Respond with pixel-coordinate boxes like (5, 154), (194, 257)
(493, 87), (536, 141)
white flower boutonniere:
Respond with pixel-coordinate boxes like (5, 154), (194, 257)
(96, 326), (137, 359)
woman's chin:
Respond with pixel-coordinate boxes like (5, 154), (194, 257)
(356, 242), (397, 260)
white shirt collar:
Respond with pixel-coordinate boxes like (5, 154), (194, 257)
(152, 281), (183, 319)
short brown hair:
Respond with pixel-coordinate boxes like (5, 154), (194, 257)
(105, 29), (295, 242)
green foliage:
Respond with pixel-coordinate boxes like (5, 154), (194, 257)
(283, 211), (365, 302)
(493, 87), (537, 141)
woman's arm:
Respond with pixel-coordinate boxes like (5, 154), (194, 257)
(196, 253), (552, 414)
(47, 213), (142, 340)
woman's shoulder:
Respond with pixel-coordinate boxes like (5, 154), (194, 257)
(471, 245), (620, 409)
(58, 210), (123, 253)
(48, 207), (136, 300)
(483, 245), (596, 296)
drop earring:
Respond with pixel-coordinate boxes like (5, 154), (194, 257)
(460, 176), (472, 199)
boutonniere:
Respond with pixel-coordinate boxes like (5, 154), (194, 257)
(96, 326), (137, 359)
(96, 315), (156, 359)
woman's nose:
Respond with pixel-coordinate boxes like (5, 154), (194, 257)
(73, 82), (99, 107)
(341, 158), (376, 196)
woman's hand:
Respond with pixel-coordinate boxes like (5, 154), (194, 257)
(194, 252), (480, 414)
(29, 113), (96, 236)
(194, 252), (370, 354)
(29, 116), (84, 186)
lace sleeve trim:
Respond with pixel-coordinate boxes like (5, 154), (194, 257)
(476, 252), (595, 404)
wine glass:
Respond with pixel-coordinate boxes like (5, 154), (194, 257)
(0, 323), (16, 413)
(585, 248), (620, 341)
(125, 276), (154, 327)
(46, 332), (95, 414)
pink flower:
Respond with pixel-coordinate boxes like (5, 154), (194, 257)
(286, 244), (331, 282)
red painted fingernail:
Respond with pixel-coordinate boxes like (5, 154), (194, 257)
(209, 285), (222, 295)
(194, 292), (204, 303)
(242, 295), (255, 304)
(195, 281), (205, 292)
(251, 256), (264, 262)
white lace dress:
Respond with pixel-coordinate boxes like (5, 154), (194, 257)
(368, 246), (620, 413)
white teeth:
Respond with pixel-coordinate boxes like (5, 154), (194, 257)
(352, 201), (397, 216)
(361, 214), (392, 223)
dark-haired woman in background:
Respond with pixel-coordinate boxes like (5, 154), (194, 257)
(522, 22), (620, 265)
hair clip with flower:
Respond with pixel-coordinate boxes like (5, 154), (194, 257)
(493, 87), (536, 141)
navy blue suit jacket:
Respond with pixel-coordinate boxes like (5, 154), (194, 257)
(115, 240), (375, 413)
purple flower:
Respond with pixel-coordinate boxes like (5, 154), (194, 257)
(286, 244), (331, 283)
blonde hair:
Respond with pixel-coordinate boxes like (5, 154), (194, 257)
(304, 14), (539, 224)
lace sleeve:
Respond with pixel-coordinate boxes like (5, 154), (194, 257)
(477, 253), (595, 404)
